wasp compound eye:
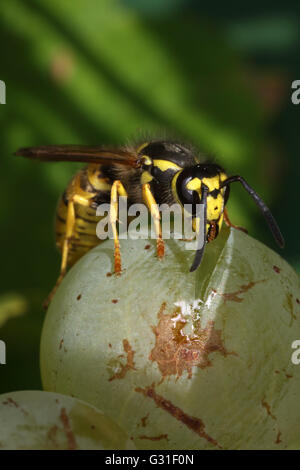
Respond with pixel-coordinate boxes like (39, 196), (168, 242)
(176, 168), (196, 209)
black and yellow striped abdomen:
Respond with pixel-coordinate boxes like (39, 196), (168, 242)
(55, 164), (112, 267)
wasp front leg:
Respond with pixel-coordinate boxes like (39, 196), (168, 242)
(110, 180), (128, 275)
(142, 183), (165, 259)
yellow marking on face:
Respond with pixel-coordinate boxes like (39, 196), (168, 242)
(153, 159), (181, 172)
(186, 174), (228, 221)
(202, 176), (221, 192)
(186, 177), (201, 191)
(141, 171), (153, 185)
(207, 194), (224, 220)
(187, 174), (228, 191)
(187, 175), (223, 192)
(173, 171), (228, 232)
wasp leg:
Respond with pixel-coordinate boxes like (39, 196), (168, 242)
(110, 180), (128, 275)
(223, 208), (248, 234)
(142, 183), (164, 259)
(43, 194), (90, 310)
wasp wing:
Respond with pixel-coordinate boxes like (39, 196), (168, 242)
(15, 145), (140, 168)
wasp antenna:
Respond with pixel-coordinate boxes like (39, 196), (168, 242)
(221, 176), (285, 249)
(190, 186), (208, 272)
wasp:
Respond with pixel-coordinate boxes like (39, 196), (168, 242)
(16, 140), (284, 308)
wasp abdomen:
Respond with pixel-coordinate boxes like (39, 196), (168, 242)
(55, 165), (112, 267)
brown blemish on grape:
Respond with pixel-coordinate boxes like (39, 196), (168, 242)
(212, 280), (266, 304)
(135, 384), (221, 449)
(77, 294), (82, 301)
(283, 292), (296, 324)
(59, 339), (67, 353)
(138, 434), (168, 441)
(59, 408), (77, 450)
(47, 425), (59, 448)
(144, 244), (151, 250)
(140, 413), (149, 427)
(273, 265), (281, 274)
(282, 368), (293, 379)
(149, 302), (235, 381)
(296, 298), (300, 305)
(112, 299), (118, 304)
(109, 339), (136, 381)
(274, 369), (293, 379)
(261, 398), (276, 420)
(106, 272), (112, 277)
(2, 397), (28, 416)
(275, 430), (282, 444)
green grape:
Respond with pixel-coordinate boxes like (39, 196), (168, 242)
(0, 390), (135, 449)
(41, 227), (300, 449)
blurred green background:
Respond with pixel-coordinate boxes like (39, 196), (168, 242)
(0, 0), (299, 394)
